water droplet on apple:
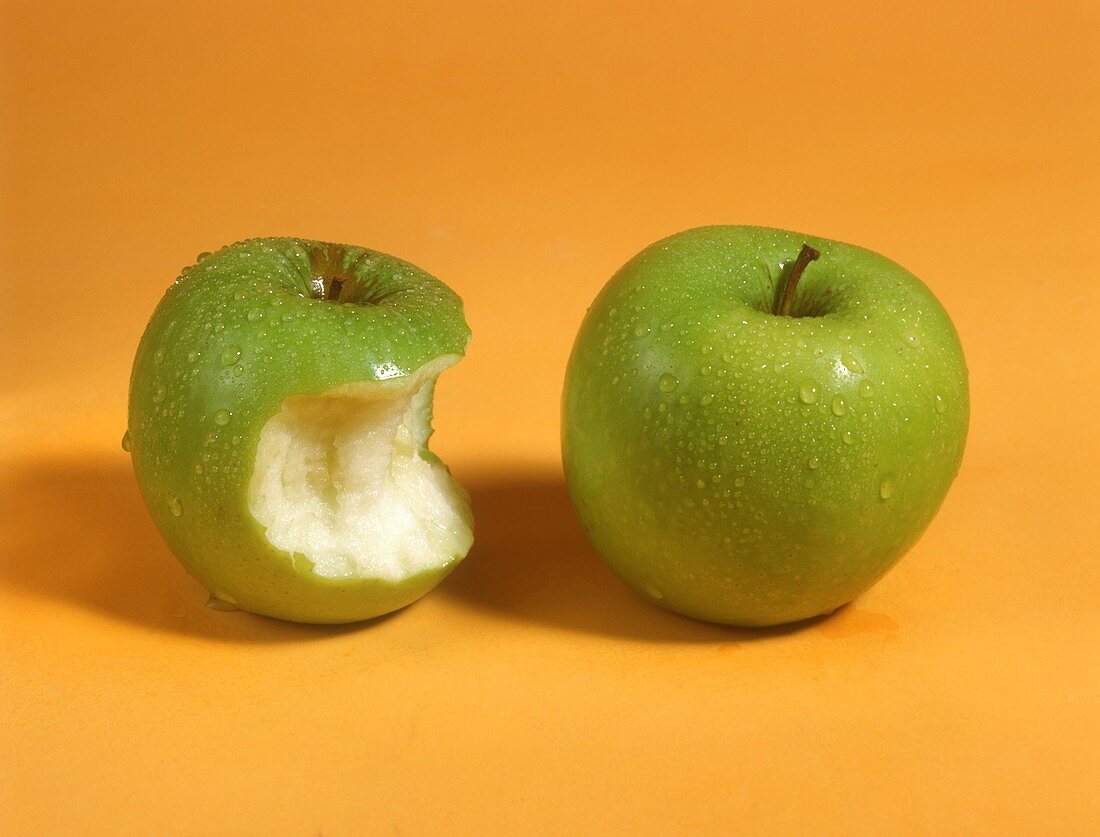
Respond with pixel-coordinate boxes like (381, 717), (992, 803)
(247, 307), (264, 322)
(807, 456), (819, 469)
(696, 478), (706, 489)
(152, 385), (166, 403)
(832, 395), (848, 416)
(658, 373), (678, 393)
(196, 251), (211, 261)
(168, 497), (183, 517)
(220, 345), (242, 366)
(840, 352), (864, 375)
(213, 409), (232, 426)
(879, 477), (895, 499)
(634, 324), (650, 338)
(799, 380), (819, 404)
(645, 584), (664, 600)
(842, 430), (854, 444)
(153, 348), (164, 365)
(935, 394), (946, 413)
(904, 333), (921, 348)
(121, 430), (131, 452)
(206, 593), (238, 611)
(699, 393), (713, 406)
(859, 380), (874, 398)
(700, 365), (713, 376)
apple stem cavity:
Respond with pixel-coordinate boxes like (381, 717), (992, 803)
(326, 276), (346, 301)
(308, 246), (349, 302)
(775, 244), (821, 317)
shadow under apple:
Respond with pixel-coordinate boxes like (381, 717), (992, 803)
(0, 458), (854, 645)
(0, 457), (372, 643)
(445, 472), (832, 643)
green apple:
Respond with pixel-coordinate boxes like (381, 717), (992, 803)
(562, 226), (968, 627)
(126, 238), (473, 623)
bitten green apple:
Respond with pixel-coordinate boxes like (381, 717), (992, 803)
(126, 238), (473, 623)
(562, 226), (968, 627)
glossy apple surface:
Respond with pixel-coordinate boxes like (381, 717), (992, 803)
(127, 238), (472, 623)
(562, 226), (968, 626)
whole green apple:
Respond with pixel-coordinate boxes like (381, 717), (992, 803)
(126, 238), (473, 623)
(562, 226), (968, 626)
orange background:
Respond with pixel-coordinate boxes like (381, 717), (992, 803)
(2, 1), (1098, 833)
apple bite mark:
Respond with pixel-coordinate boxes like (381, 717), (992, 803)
(247, 355), (472, 583)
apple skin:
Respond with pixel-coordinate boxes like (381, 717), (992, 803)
(127, 238), (471, 624)
(562, 226), (968, 627)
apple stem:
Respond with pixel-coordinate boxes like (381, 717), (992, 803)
(308, 246), (348, 302)
(776, 244), (821, 317)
